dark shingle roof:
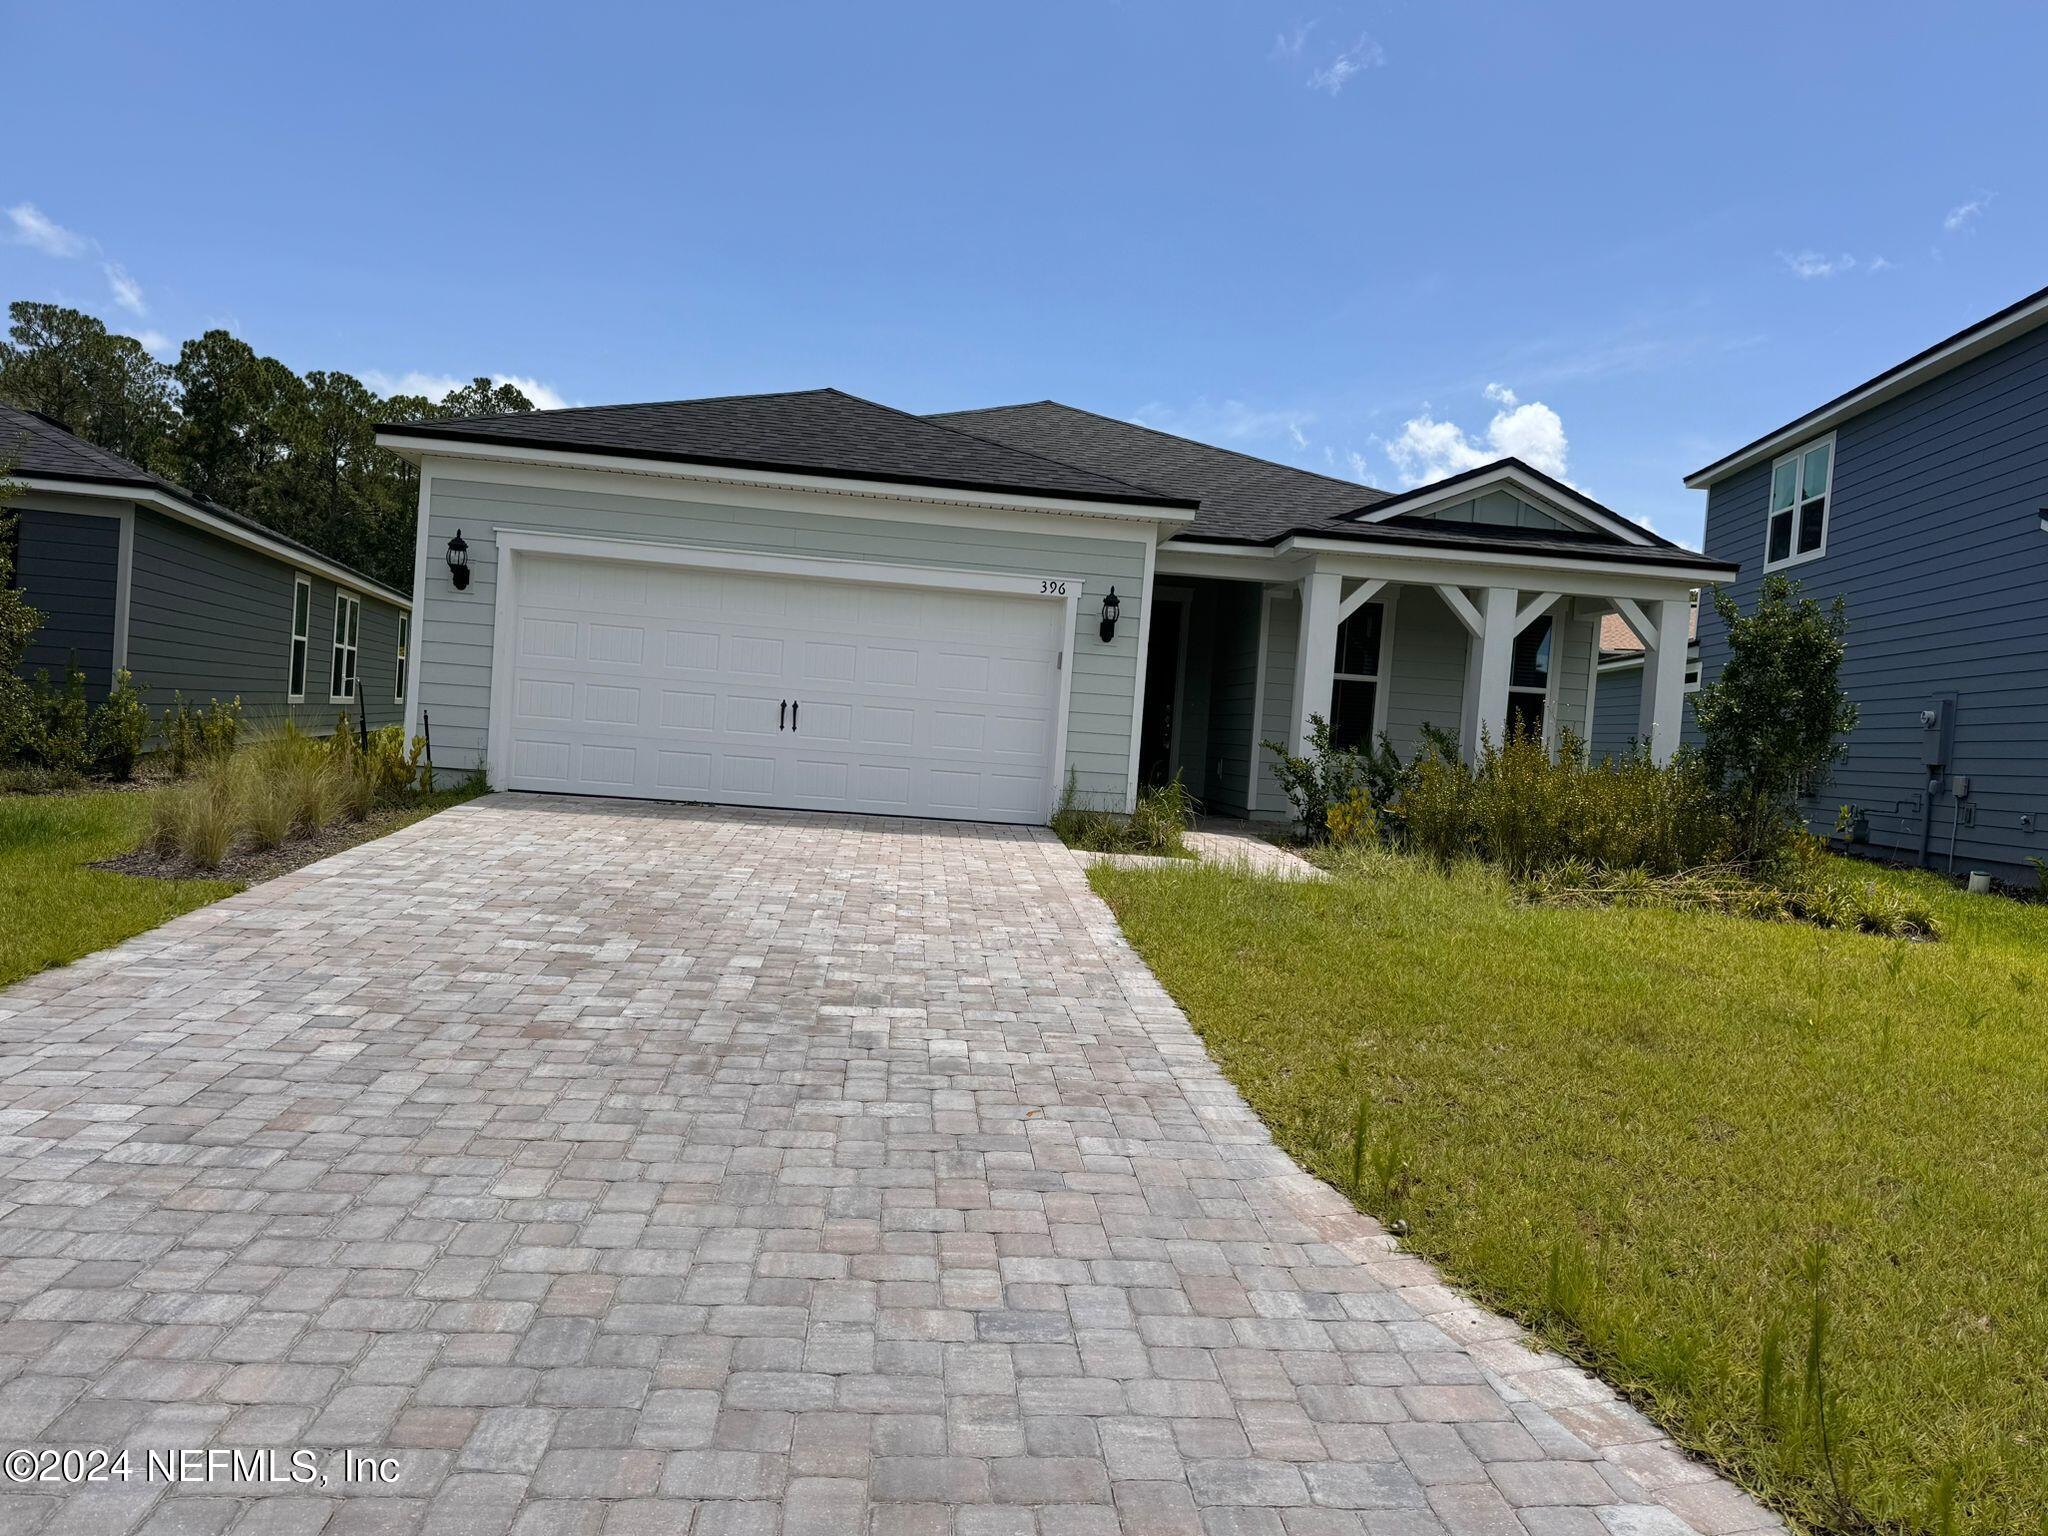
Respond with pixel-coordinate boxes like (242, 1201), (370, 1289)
(378, 388), (1194, 510)
(0, 403), (165, 483)
(930, 400), (1392, 541)
(0, 404), (410, 603)
(939, 402), (1731, 570)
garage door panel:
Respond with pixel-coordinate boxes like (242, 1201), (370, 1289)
(654, 750), (712, 793)
(855, 764), (912, 806)
(584, 684), (642, 726)
(664, 629), (721, 671)
(659, 690), (717, 731)
(503, 553), (1065, 823)
(520, 617), (579, 660)
(516, 679), (577, 722)
(727, 635), (785, 677)
(862, 647), (920, 688)
(724, 694), (787, 736)
(577, 743), (637, 788)
(858, 705), (916, 747)
(588, 624), (646, 665)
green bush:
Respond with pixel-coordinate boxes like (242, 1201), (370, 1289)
(1261, 715), (1404, 843)
(10, 660), (92, 774)
(164, 692), (243, 776)
(89, 669), (150, 780)
(1051, 768), (1193, 857)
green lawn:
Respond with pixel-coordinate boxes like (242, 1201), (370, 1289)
(1090, 851), (2048, 1535)
(0, 791), (239, 988)
(0, 781), (486, 991)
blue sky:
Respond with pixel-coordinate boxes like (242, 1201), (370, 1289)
(4, 1), (2042, 545)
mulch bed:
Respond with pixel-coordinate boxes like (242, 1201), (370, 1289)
(94, 807), (429, 886)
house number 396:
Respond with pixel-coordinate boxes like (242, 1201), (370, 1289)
(1039, 578), (1069, 595)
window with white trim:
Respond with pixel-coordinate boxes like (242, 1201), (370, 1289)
(330, 591), (360, 702)
(1765, 434), (1833, 569)
(395, 614), (409, 703)
(1329, 602), (1385, 751)
(1506, 615), (1552, 741)
(287, 575), (311, 701)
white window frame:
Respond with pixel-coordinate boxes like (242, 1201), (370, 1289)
(395, 613), (410, 704)
(1329, 594), (1392, 751)
(287, 574), (312, 703)
(330, 590), (361, 703)
(1506, 612), (1556, 745)
(1763, 432), (1835, 572)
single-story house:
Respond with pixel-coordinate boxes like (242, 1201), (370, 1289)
(1686, 281), (2048, 882)
(376, 390), (1736, 825)
(3, 403), (410, 729)
(1588, 606), (1699, 763)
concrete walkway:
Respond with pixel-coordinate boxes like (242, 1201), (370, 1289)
(0, 795), (1778, 1535)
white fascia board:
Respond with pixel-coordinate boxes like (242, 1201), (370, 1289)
(9, 475), (411, 609)
(1350, 463), (1655, 546)
(374, 432), (1197, 527)
(1685, 288), (2048, 488)
(1276, 534), (1729, 591)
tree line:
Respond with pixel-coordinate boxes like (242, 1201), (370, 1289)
(0, 301), (536, 590)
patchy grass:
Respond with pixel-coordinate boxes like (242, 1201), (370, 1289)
(1090, 849), (2048, 1536)
(2, 778), (489, 990)
(1050, 773), (1196, 858)
(0, 791), (237, 989)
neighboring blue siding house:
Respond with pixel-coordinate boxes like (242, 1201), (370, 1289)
(2, 404), (411, 734)
(1686, 284), (2048, 884)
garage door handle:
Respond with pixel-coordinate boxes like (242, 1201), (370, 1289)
(791, 701), (799, 732)
(779, 700), (787, 730)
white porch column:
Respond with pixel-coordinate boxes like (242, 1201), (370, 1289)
(1639, 595), (1691, 763)
(1458, 586), (1518, 764)
(1289, 570), (1343, 756)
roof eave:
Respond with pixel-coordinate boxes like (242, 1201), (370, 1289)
(376, 429), (1201, 521)
(1686, 281), (2048, 488)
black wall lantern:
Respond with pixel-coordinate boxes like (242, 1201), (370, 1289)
(446, 530), (471, 590)
(1098, 587), (1122, 643)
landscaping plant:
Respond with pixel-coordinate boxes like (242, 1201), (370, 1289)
(1692, 575), (1858, 860)
(1049, 767), (1194, 857)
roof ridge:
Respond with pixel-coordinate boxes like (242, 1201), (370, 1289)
(826, 389), (1183, 504)
(936, 399), (1392, 501)
(415, 386), (841, 432)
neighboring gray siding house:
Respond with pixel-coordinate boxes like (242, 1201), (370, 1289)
(1686, 283), (2048, 883)
(379, 390), (1732, 826)
(3, 404), (410, 734)
(1589, 609), (1698, 762)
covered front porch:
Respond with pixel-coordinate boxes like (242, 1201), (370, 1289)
(1136, 547), (1697, 822)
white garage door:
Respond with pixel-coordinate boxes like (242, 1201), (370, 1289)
(499, 553), (1066, 822)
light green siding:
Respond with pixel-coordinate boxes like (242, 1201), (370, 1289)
(1381, 587), (1468, 756)
(1551, 612), (1600, 744)
(415, 473), (1153, 806)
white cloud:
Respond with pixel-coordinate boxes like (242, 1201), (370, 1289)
(1867, 255), (1895, 272)
(1384, 382), (1572, 488)
(4, 203), (89, 259)
(1307, 34), (1384, 94)
(1944, 193), (1993, 234)
(1780, 249), (1856, 280)
(1132, 397), (1315, 452)
(103, 262), (145, 315)
(127, 329), (172, 358)
(361, 369), (570, 410)
(1270, 21), (1314, 60)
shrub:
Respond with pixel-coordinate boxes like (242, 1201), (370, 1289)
(176, 769), (238, 869)
(1693, 575), (1858, 862)
(195, 696), (243, 760)
(89, 669), (150, 779)
(0, 498), (44, 764)
(1262, 716), (1398, 843)
(1051, 768), (1192, 856)
(1325, 787), (1378, 847)
(1399, 736), (1477, 865)
(11, 660), (92, 774)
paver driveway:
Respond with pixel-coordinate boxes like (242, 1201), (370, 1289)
(0, 796), (1779, 1536)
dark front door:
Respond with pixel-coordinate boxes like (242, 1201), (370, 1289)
(1137, 598), (1185, 789)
